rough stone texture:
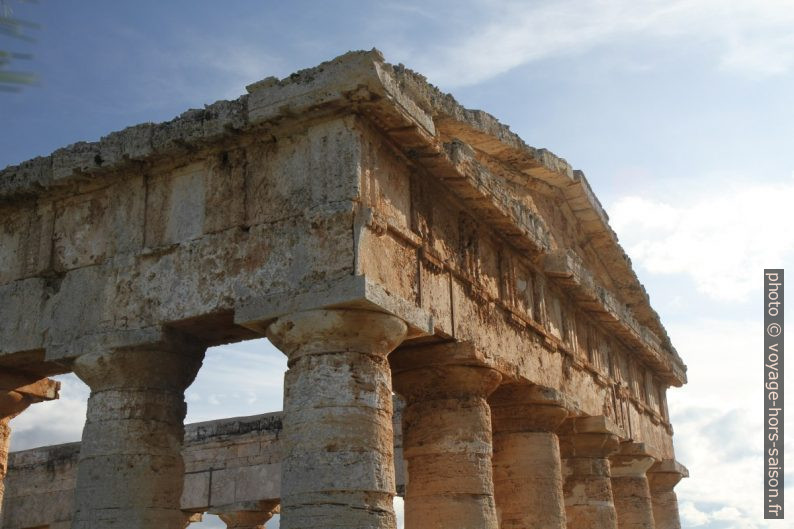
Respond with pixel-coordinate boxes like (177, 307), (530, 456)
(610, 443), (657, 529)
(267, 309), (407, 529)
(218, 501), (279, 529)
(647, 460), (688, 529)
(559, 417), (622, 529)
(2, 413), (286, 529)
(2, 442), (80, 529)
(489, 384), (569, 529)
(0, 50), (689, 528)
(3, 408), (685, 529)
(70, 343), (205, 529)
(2, 411), (416, 529)
(392, 344), (502, 529)
(181, 413), (284, 514)
(0, 374), (60, 517)
(0, 417), (10, 515)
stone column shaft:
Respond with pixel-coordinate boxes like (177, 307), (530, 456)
(489, 384), (569, 529)
(267, 309), (407, 529)
(559, 416), (622, 529)
(392, 346), (502, 529)
(647, 460), (688, 529)
(610, 443), (657, 529)
(70, 342), (204, 529)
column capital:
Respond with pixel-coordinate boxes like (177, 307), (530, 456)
(0, 372), (60, 419)
(489, 384), (570, 433)
(69, 331), (205, 528)
(559, 415), (622, 459)
(218, 501), (279, 528)
(647, 459), (689, 491)
(266, 309), (407, 363)
(560, 415), (624, 436)
(0, 390), (33, 420)
(72, 336), (205, 392)
(0, 371), (60, 401)
(271, 309), (404, 528)
(390, 342), (502, 402)
(610, 442), (658, 478)
(394, 342), (501, 529)
(389, 340), (492, 372)
(1, 373), (60, 519)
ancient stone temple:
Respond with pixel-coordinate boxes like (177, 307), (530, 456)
(0, 50), (688, 529)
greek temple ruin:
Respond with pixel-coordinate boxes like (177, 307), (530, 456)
(0, 50), (688, 529)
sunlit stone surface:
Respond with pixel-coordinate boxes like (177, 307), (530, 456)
(0, 50), (687, 529)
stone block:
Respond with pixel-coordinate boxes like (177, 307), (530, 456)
(358, 230), (418, 302)
(52, 176), (144, 270)
(0, 278), (46, 354)
(181, 471), (211, 511)
(0, 206), (30, 284)
(244, 117), (362, 226)
(145, 162), (207, 247)
(41, 263), (116, 356)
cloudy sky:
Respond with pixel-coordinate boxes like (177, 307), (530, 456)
(3, 1), (793, 528)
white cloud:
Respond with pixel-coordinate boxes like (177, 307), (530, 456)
(680, 501), (710, 526)
(400, 0), (794, 87)
(9, 373), (88, 451)
(665, 316), (794, 529)
(609, 178), (794, 302)
(9, 339), (286, 452)
(184, 338), (287, 424)
(712, 506), (742, 520)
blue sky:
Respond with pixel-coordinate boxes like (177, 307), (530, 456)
(4, 1), (794, 528)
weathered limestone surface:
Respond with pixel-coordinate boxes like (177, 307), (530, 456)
(3, 414), (285, 529)
(489, 384), (569, 529)
(181, 413), (284, 514)
(2, 442), (79, 529)
(0, 373), (59, 516)
(267, 310), (407, 529)
(392, 344), (502, 529)
(0, 418), (10, 513)
(70, 342), (204, 529)
(218, 501), (279, 529)
(1, 50), (689, 528)
(610, 443), (657, 529)
(647, 460), (688, 529)
(560, 416), (622, 529)
(4, 408), (690, 529)
(1, 412), (398, 529)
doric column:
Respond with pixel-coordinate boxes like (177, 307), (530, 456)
(266, 309), (407, 529)
(391, 344), (502, 529)
(70, 339), (204, 529)
(559, 416), (622, 529)
(647, 460), (688, 529)
(0, 373), (60, 514)
(610, 442), (657, 529)
(489, 384), (569, 529)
